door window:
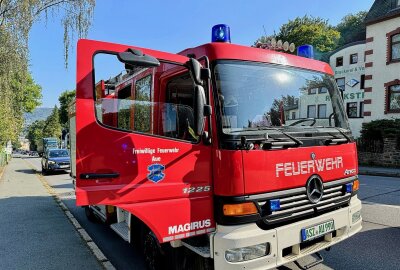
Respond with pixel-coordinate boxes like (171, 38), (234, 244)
(93, 53), (198, 142)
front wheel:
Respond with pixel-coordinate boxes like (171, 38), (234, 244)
(41, 165), (47, 175)
(143, 231), (165, 270)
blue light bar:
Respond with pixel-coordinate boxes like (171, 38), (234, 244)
(345, 183), (353, 193)
(269, 199), (281, 211)
(297, 44), (314, 59)
(212, 24), (231, 43)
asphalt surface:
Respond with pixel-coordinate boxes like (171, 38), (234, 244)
(21, 156), (400, 270)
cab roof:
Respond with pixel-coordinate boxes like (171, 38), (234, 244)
(179, 42), (334, 75)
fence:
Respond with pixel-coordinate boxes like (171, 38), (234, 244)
(0, 151), (10, 167)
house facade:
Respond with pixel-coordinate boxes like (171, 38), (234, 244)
(364, 0), (400, 120)
(329, 42), (366, 138)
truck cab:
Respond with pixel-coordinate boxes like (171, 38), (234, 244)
(72, 27), (361, 269)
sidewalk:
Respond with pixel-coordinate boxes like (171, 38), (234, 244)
(0, 158), (102, 270)
(358, 165), (400, 178)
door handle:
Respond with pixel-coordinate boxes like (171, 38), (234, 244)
(80, 173), (120, 179)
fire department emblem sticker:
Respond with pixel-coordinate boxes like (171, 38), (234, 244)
(147, 164), (165, 183)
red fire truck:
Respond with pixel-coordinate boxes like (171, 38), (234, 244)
(71, 25), (362, 269)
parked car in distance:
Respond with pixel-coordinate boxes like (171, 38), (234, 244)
(41, 149), (70, 175)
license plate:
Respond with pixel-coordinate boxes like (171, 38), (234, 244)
(60, 165), (69, 168)
(301, 220), (335, 242)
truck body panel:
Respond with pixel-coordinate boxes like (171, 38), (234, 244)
(73, 35), (361, 269)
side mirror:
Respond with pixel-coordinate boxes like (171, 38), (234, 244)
(187, 58), (202, 85)
(195, 85), (207, 136)
(117, 48), (160, 67)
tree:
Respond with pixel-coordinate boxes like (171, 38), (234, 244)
(336, 11), (368, 47)
(43, 106), (62, 139)
(0, 0), (95, 146)
(27, 120), (46, 150)
(0, 0), (96, 67)
(276, 16), (340, 54)
(58, 90), (75, 127)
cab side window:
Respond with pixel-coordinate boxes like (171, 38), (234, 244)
(162, 74), (198, 142)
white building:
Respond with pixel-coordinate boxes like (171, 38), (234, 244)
(329, 42), (366, 138)
(364, 0), (400, 121)
(327, 0), (400, 137)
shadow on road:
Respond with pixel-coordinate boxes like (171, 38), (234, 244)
(14, 169), (37, 174)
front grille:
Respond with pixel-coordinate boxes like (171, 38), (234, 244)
(58, 162), (70, 166)
(257, 178), (353, 227)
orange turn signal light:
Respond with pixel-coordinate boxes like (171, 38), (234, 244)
(353, 179), (360, 191)
(223, 202), (258, 216)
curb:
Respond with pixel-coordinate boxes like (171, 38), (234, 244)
(22, 159), (116, 270)
(359, 171), (400, 178)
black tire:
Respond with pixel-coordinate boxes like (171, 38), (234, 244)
(143, 231), (165, 270)
(41, 166), (47, 175)
(84, 206), (98, 222)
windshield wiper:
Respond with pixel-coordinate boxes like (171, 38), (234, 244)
(323, 127), (352, 145)
(257, 127), (303, 149)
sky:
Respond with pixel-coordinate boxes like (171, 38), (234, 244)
(28, 0), (375, 108)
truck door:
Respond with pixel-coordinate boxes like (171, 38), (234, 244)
(75, 39), (214, 242)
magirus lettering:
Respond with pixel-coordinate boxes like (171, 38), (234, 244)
(276, 157), (343, 177)
(168, 219), (211, 235)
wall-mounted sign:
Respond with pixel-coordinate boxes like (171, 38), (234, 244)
(346, 79), (359, 87)
(334, 66), (365, 75)
(326, 91), (364, 101)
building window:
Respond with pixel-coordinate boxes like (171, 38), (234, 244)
(359, 102), (364, 118)
(388, 84), (400, 111)
(346, 102), (358, 118)
(336, 78), (345, 91)
(319, 87), (328, 94)
(391, 34), (400, 61)
(318, 104), (327, 118)
(350, 53), (358, 64)
(309, 88), (317, 95)
(291, 111), (296, 120)
(360, 75), (365, 89)
(336, 57), (343, 67)
(307, 105), (316, 118)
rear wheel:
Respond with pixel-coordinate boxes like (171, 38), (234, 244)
(84, 206), (98, 222)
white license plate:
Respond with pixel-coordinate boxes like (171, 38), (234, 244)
(60, 165), (69, 168)
(301, 220), (335, 242)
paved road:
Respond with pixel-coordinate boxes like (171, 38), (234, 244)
(0, 157), (102, 270)
(23, 156), (400, 270)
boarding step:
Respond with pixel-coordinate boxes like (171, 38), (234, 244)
(181, 240), (211, 258)
(110, 222), (129, 242)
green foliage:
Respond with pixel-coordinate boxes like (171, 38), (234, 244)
(58, 90), (75, 127)
(27, 120), (46, 150)
(276, 16), (340, 53)
(43, 106), (62, 139)
(360, 119), (400, 141)
(0, 0), (95, 146)
(336, 11), (367, 47)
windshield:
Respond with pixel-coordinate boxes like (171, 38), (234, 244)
(49, 150), (69, 158)
(214, 61), (349, 135)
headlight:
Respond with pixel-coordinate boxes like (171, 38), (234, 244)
(48, 161), (56, 164)
(225, 243), (270, 263)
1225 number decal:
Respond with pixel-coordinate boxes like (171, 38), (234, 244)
(183, 186), (211, 194)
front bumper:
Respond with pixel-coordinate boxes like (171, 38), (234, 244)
(212, 196), (362, 270)
(48, 164), (70, 171)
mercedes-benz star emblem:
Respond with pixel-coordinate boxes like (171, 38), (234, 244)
(310, 152), (316, 160)
(306, 175), (324, 204)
